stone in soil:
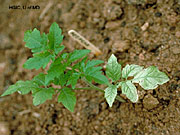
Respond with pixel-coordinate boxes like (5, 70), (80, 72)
(105, 21), (121, 30)
(143, 94), (159, 110)
(102, 3), (123, 20)
(0, 34), (12, 50)
(112, 40), (130, 52)
(0, 122), (9, 135)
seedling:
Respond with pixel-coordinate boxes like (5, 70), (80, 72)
(1, 22), (169, 112)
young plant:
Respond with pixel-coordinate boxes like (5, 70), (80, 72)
(1, 22), (169, 112)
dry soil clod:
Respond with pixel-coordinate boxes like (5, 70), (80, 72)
(143, 94), (159, 110)
(112, 40), (130, 53)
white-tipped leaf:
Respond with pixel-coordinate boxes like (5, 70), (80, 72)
(132, 66), (169, 90)
(105, 85), (117, 107)
(119, 81), (138, 103)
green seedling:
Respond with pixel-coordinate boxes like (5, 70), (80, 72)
(1, 22), (169, 112)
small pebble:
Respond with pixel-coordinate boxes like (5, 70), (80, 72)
(112, 40), (130, 52)
(105, 21), (121, 30)
(79, 21), (86, 28)
(175, 31), (180, 38)
(141, 22), (149, 31)
(171, 45), (180, 54)
(0, 122), (10, 135)
(32, 112), (41, 118)
(0, 34), (12, 50)
(143, 94), (159, 110)
(127, 5), (137, 21)
(103, 4), (123, 20)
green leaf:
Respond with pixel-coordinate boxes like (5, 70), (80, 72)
(54, 45), (65, 55)
(73, 56), (87, 72)
(122, 64), (143, 79)
(84, 63), (108, 85)
(60, 71), (72, 86)
(86, 60), (104, 69)
(54, 71), (73, 86)
(45, 58), (66, 85)
(58, 87), (76, 112)
(85, 66), (102, 75)
(119, 81), (138, 103)
(106, 54), (121, 82)
(83, 59), (108, 85)
(33, 73), (46, 86)
(132, 66), (169, 90)
(69, 49), (90, 62)
(24, 29), (48, 53)
(66, 73), (80, 89)
(23, 51), (52, 70)
(87, 71), (109, 85)
(61, 53), (68, 59)
(33, 88), (54, 106)
(105, 85), (117, 107)
(48, 22), (64, 50)
(1, 80), (38, 96)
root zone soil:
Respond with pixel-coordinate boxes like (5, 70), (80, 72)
(0, 0), (180, 135)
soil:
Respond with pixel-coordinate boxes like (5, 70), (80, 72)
(0, 0), (180, 135)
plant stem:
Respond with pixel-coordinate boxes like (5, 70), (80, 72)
(65, 68), (126, 103)
(82, 78), (104, 92)
(74, 86), (104, 92)
(74, 87), (93, 90)
(81, 78), (126, 103)
(115, 96), (126, 103)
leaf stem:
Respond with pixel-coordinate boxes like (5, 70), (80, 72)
(81, 78), (126, 103)
(115, 95), (126, 103)
(65, 67), (126, 103)
(82, 78), (104, 92)
(74, 87), (93, 90)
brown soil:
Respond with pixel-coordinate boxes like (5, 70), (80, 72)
(0, 0), (180, 135)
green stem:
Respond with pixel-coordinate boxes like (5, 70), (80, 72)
(74, 86), (103, 92)
(64, 67), (126, 103)
(82, 78), (104, 92)
(81, 78), (126, 103)
(74, 87), (93, 90)
(115, 95), (126, 103)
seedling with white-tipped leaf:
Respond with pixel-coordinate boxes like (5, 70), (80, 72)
(1, 22), (169, 112)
